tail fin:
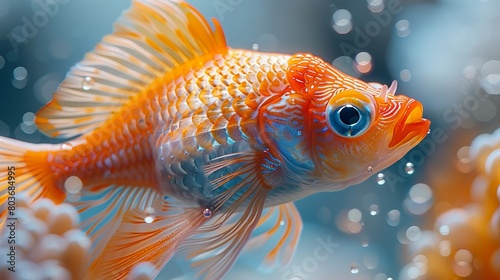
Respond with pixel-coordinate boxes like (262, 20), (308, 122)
(0, 136), (65, 221)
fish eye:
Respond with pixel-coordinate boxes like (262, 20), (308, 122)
(327, 103), (372, 137)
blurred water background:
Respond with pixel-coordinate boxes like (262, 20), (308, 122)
(1, 0), (500, 279)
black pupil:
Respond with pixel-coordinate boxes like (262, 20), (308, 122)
(339, 106), (360, 125)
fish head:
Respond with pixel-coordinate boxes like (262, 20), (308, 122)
(263, 53), (430, 191)
(311, 84), (431, 188)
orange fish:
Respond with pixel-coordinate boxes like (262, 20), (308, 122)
(0, 0), (430, 279)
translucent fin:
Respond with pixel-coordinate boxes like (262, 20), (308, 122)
(243, 202), (303, 272)
(36, 0), (227, 138)
(180, 187), (270, 279)
(70, 185), (160, 266)
(88, 199), (206, 279)
(0, 136), (64, 225)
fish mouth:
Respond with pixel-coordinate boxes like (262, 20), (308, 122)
(388, 99), (431, 148)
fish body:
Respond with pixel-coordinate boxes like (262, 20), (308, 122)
(0, 0), (430, 279)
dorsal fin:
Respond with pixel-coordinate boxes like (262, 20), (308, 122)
(36, 0), (227, 138)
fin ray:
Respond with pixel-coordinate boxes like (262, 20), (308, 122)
(36, 0), (227, 138)
(244, 202), (303, 271)
(88, 199), (205, 279)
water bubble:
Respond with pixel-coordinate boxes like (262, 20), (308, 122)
(82, 77), (94, 91)
(405, 162), (415, 174)
(145, 207), (155, 215)
(454, 249), (473, 265)
(252, 43), (259, 51)
(463, 66), (477, 79)
(60, 143), (73, 151)
(367, 166), (373, 173)
(369, 204), (379, 216)
(297, 130), (302, 136)
(34, 73), (61, 104)
(361, 236), (369, 247)
(439, 240), (451, 256)
(453, 250), (474, 277)
(279, 220), (285, 226)
(144, 216), (154, 223)
(407, 266), (420, 279)
(22, 112), (36, 126)
(12, 78), (27, 89)
(373, 273), (388, 280)
(363, 254), (379, 269)
(332, 9), (353, 34)
(376, 173), (385, 185)
(367, 0), (384, 13)
(13, 66), (28, 81)
(405, 183), (433, 215)
(395, 20), (411, 37)
(203, 208), (212, 218)
(481, 75), (500, 95)
(332, 56), (360, 78)
(348, 208), (362, 223)
(64, 176), (83, 194)
(406, 226), (422, 242)
(480, 60), (500, 95)
(350, 263), (360, 274)
(400, 69), (412, 82)
(386, 209), (400, 226)
(355, 52), (372, 74)
(439, 225), (450, 236)
(409, 183), (432, 204)
(20, 122), (37, 134)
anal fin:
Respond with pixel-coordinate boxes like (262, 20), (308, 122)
(88, 199), (206, 279)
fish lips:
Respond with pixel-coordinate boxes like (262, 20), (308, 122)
(388, 99), (431, 149)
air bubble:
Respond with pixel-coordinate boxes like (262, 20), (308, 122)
(369, 204), (379, 216)
(60, 143), (73, 151)
(387, 209), (400, 226)
(406, 226), (422, 242)
(203, 208), (212, 218)
(348, 208), (362, 223)
(409, 183), (432, 204)
(145, 207), (155, 215)
(64, 176), (82, 194)
(439, 225), (450, 236)
(405, 162), (415, 174)
(350, 263), (360, 274)
(13, 66), (28, 81)
(367, 0), (384, 13)
(400, 69), (412, 82)
(376, 173), (385, 185)
(332, 9), (353, 34)
(396, 20), (411, 37)
(82, 77), (94, 91)
(22, 112), (36, 126)
(252, 43), (259, 51)
(144, 216), (154, 223)
(355, 52), (372, 74)
(439, 240), (451, 256)
(367, 166), (373, 173)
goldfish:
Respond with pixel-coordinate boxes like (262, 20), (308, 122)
(0, 0), (430, 279)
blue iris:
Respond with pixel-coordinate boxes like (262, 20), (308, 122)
(327, 104), (371, 137)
